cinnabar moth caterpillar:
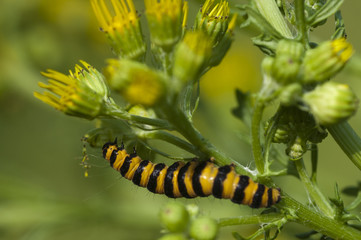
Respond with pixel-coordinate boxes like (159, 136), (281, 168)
(102, 139), (281, 208)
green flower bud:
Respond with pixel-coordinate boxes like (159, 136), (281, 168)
(172, 31), (212, 83)
(104, 59), (166, 107)
(303, 39), (353, 83)
(189, 217), (218, 240)
(208, 14), (237, 67)
(158, 233), (187, 240)
(34, 61), (109, 120)
(91, 0), (146, 60)
(145, 0), (188, 51)
(286, 136), (307, 161)
(264, 121), (290, 144)
(279, 83), (303, 106)
(159, 202), (190, 233)
(303, 82), (358, 125)
(276, 39), (304, 57)
(261, 56), (274, 76)
(273, 125), (291, 144)
(271, 40), (304, 84)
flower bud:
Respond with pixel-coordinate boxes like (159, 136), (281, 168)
(145, 0), (188, 51)
(34, 61), (109, 120)
(189, 217), (218, 240)
(172, 31), (212, 83)
(303, 81), (358, 125)
(279, 83), (303, 106)
(265, 122), (291, 144)
(303, 39), (353, 83)
(208, 14), (237, 67)
(271, 40), (304, 84)
(286, 136), (307, 161)
(104, 59), (166, 107)
(91, 0), (146, 59)
(159, 202), (190, 233)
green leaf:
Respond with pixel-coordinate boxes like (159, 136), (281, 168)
(252, 34), (279, 56)
(179, 81), (200, 121)
(307, 0), (344, 27)
(236, 5), (283, 39)
(332, 11), (346, 40)
(231, 89), (253, 127)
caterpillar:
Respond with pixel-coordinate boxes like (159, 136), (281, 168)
(102, 139), (281, 208)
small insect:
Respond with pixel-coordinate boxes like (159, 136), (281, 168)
(102, 139), (281, 208)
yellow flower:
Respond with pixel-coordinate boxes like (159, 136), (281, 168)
(104, 59), (166, 106)
(34, 61), (109, 119)
(145, 0), (188, 50)
(195, 0), (230, 43)
(172, 30), (213, 83)
(201, 0), (229, 22)
(303, 38), (353, 83)
(91, 0), (146, 59)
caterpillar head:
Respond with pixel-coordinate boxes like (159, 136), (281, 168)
(102, 138), (118, 160)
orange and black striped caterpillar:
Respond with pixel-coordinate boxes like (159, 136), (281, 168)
(102, 139), (281, 208)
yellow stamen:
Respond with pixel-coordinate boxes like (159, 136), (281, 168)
(201, 0), (229, 22)
(91, 0), (138, 34)
(182, 1), (188, 28)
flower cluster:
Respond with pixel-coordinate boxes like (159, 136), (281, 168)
(35, 0), (237, 117)
(264, 38), (357, 126)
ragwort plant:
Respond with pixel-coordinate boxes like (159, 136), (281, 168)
(34, 0), (361, 239)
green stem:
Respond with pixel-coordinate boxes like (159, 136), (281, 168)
(295, 0), (308, 46)
(146, 130), (204, 157)
(104, 102), (174, 130)
(310, 144), (318, 184)
(251, 100), (265, 174)
(327, 121), (361, 171)
(279, 196), (361, 240)
(294, 159), (334, 218)
(161, 104), (253, 177)
(253, 0), (293, 38)
(218, 213), (284, 227)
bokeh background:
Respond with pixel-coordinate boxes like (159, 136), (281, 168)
(1, 0), (360, 239)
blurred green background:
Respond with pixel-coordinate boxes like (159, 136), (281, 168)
(1, 0), (360, 239)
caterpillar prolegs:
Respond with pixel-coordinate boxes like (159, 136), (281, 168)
(102, 139), (281, 208)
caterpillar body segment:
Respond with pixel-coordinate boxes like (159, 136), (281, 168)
(102, 140), (281, 208)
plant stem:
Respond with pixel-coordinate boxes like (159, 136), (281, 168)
(295, 0), (308, 46)
(104, 102), (174, 130)
(310, 144), (318, 184)
(327, 121), (361, 171)
(147, 130), (205, 157)
(294, 159), (334, 218)
(253, 0), (293, 38)
(251, 99), (265, 174)
(161, 104), (253, 177)
(218, 213), (284, 227)
(279, 195), (361, 240)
